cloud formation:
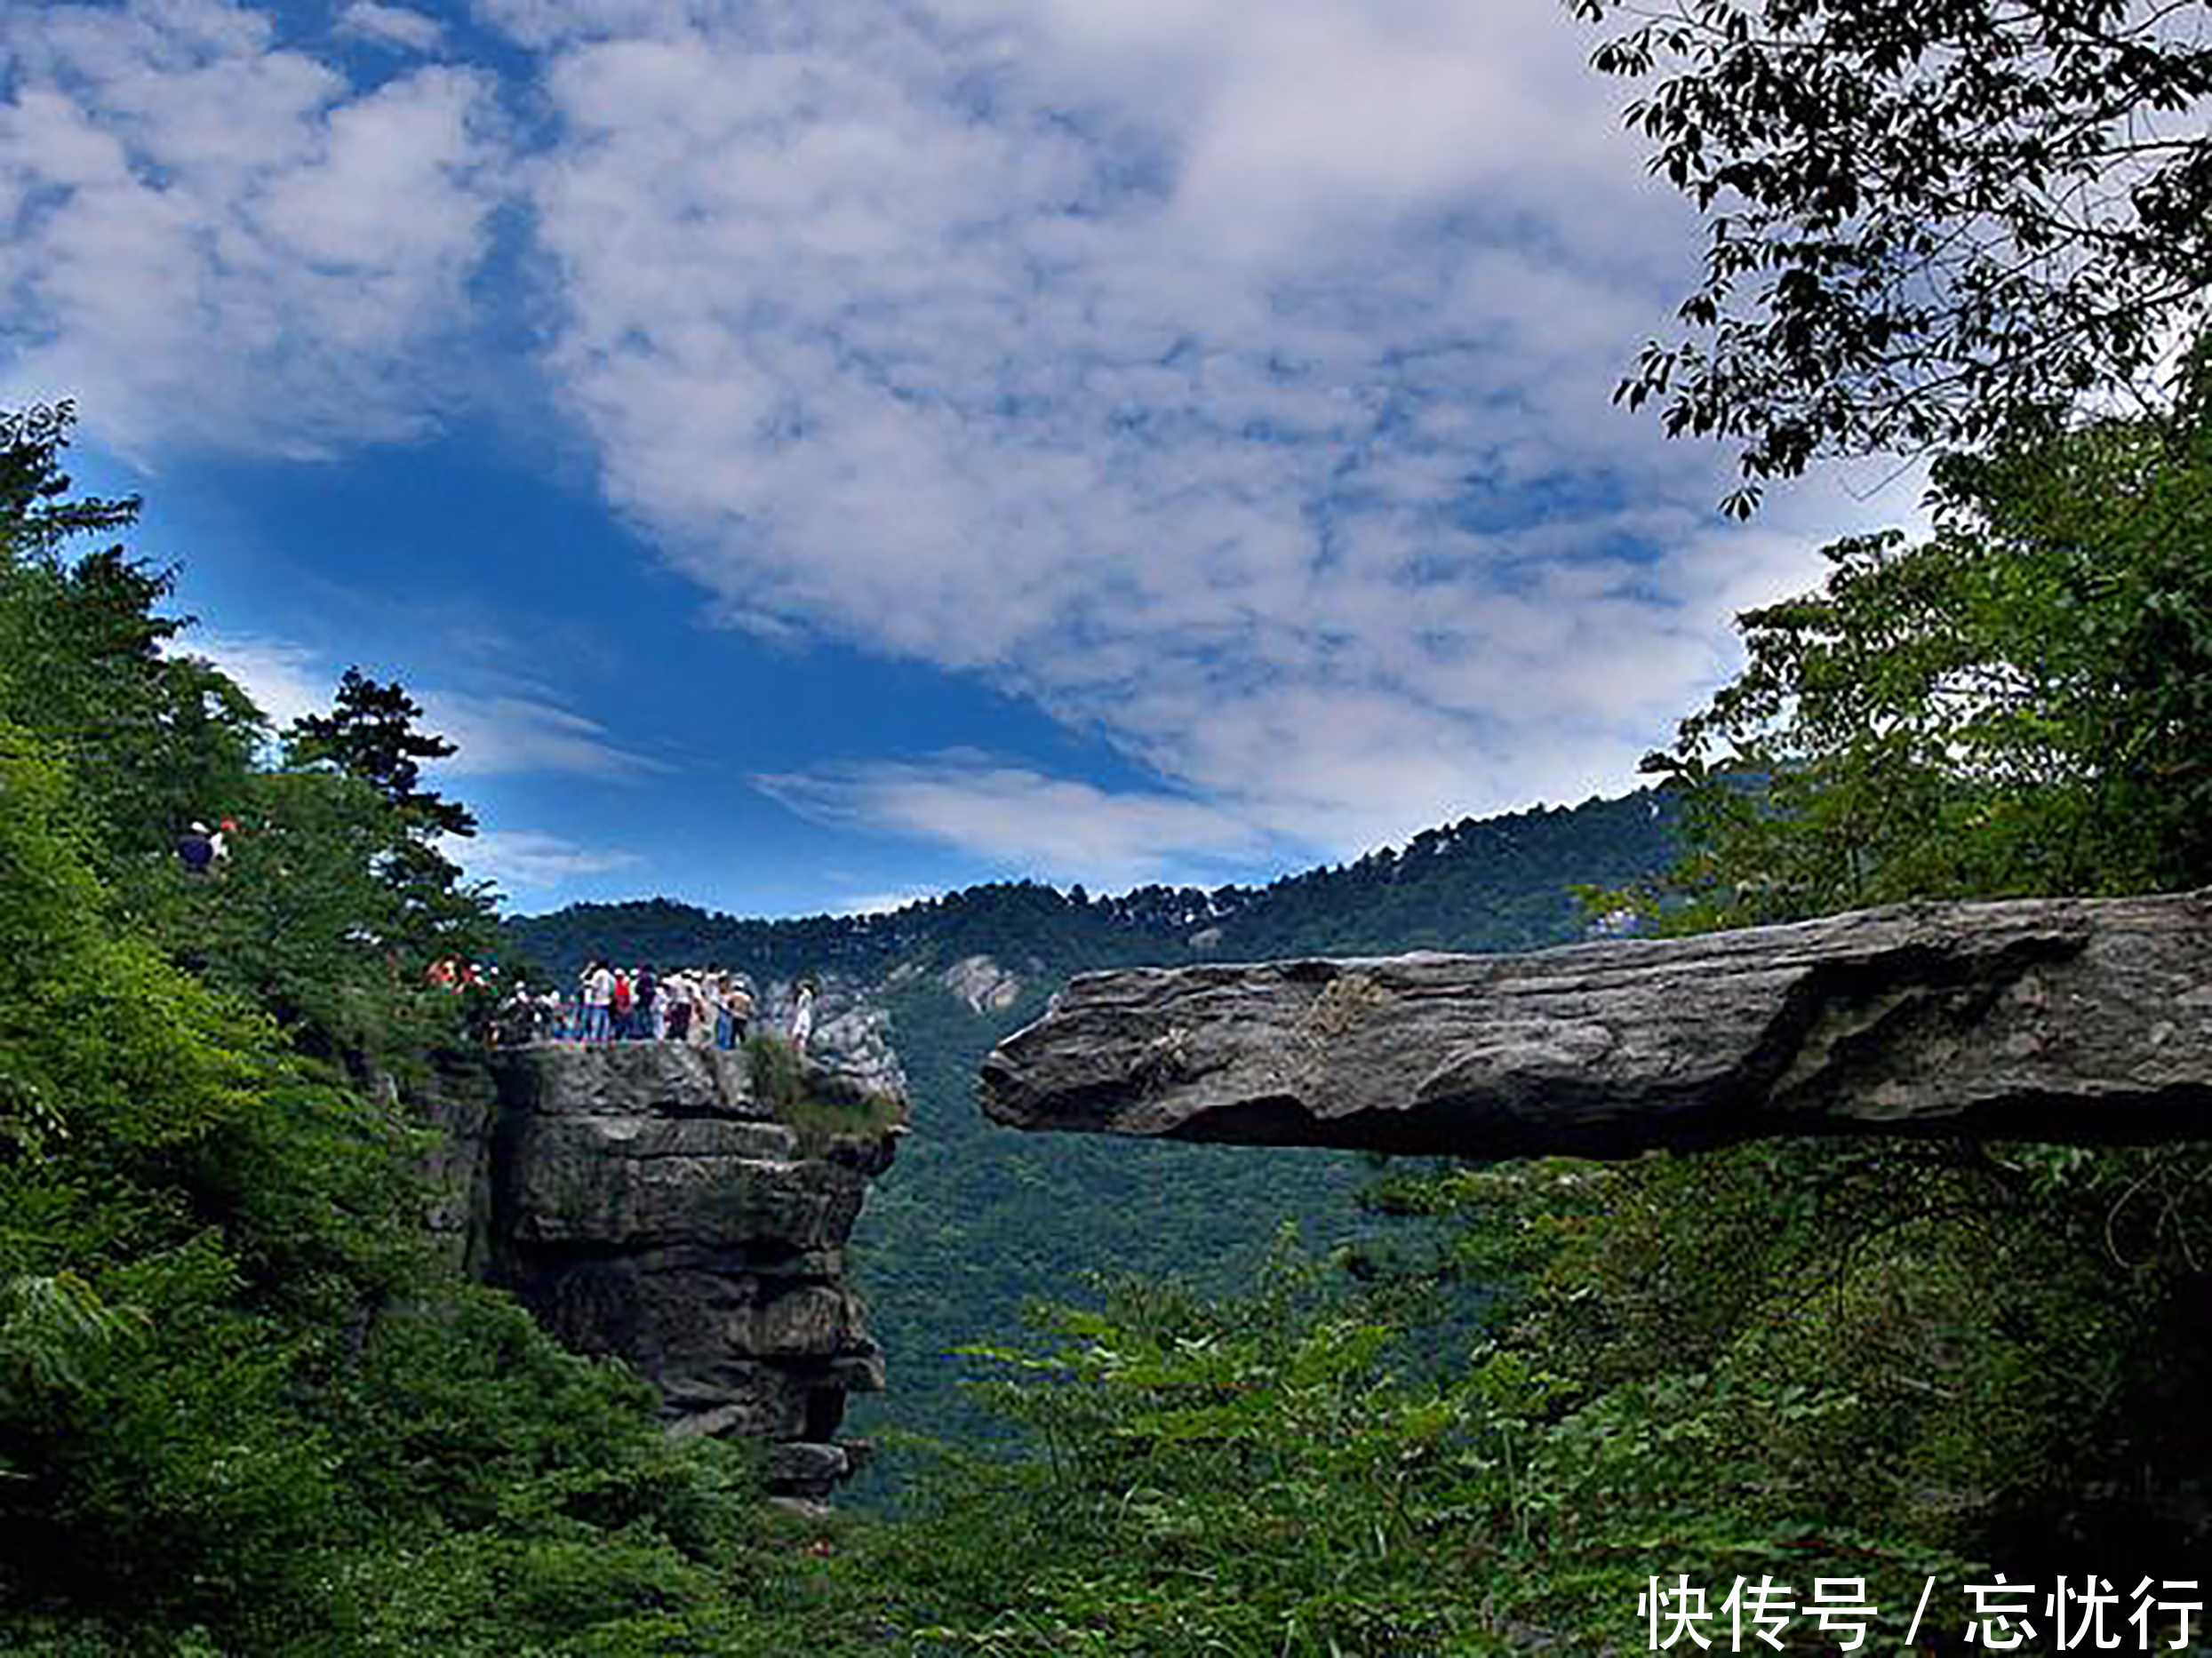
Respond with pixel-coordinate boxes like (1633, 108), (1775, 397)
(507, 0), (1911, 867)
(184, 630), (332, 730)
(0, 0), (501, 454)
(423, 691), (667, 781)
(443, 826), (641, 892)
(334, 3), (447, 54)
(758, 753), (1266, 889)
(9, 0), (1924, 887)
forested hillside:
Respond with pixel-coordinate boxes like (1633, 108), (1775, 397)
(505, 790), (1681, 1462)
(507, 789), (1676, 985)
(0, 405), (877, 1654)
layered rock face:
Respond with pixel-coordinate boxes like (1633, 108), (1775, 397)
(982, 890), (2212, 1158)
(482, 1043), (898, 1496)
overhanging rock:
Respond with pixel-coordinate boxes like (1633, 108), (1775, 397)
(979, 890), (2212, 1158)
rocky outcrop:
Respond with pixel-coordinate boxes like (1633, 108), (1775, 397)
(981, 890), (2212, 1159)
(481, 1043), (899, 1496)
(940, 953), (1024, 1014)
(764, 977), (908, 1099)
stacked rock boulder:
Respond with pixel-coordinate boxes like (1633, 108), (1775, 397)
(482, 1042), (898, 1497)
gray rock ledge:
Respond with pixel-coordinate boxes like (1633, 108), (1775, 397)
(979, 890), (2212, 1158)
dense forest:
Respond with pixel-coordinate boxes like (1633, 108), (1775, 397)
(9, 0), (2212, 1649)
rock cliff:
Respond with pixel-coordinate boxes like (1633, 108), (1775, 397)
(981, 890), (2212, 1158)
(458, 1043), (899, 1497)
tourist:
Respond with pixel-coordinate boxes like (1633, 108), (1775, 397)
(580, 960), (614, 1044)
(684, 974), (716, 1048)
(789, 977), (817, 1054)
(176, 821), (215, 877)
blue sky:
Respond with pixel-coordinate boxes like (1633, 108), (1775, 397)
(2, 0), (1922, 918)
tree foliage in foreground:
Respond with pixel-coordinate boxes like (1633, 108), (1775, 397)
(1641, 347), (2212, 921)
(1570, 0), (2212, 509)
(0, 408), (827, 1657)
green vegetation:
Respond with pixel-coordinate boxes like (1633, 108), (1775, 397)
(1572, 0), (2212, 512)
(10, 13), (2212, 1645)
(747, 1032), (906, 1152)
(1641, 356), (2212, 921)
(0, 405), (825, 1656)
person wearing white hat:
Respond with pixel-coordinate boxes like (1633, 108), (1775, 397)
(177, 822), (215, 877)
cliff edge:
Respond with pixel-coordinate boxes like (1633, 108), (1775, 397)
(475, 1042), (899, 1497)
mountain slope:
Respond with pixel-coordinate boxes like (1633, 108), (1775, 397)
(502, 787), (1680, 1467)
(507, 788), (1677, 982)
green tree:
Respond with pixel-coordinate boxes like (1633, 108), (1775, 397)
(288, 666), (478, 838)
(0, 405), (261, 873)
(0, 402), (137, 559)
(1569, 0), (2212, 509)
(1638, 363), (2212, 924)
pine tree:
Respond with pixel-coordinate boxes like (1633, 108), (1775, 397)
(287, 667), (478, 837)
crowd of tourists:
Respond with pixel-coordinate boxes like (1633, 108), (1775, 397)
(172, 809), (825, 1058)
(499, 965), (819, 1054)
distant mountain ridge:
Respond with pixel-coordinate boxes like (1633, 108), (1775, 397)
(504, 786), (1680, 984)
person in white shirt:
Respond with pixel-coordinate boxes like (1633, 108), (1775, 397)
(692, 976), (720, 1048)
(789, 978), (817, 1054)
(580, 960), (615, 1044)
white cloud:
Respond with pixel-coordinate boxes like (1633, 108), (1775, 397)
(757, 754), (1269, 889)
(834, 886), (945, 918)
(441, 826), (640, 891)
(335, 3), (446, 53)
(518, 1), (1917, 871)
(20, 2), (1932, 889)
(419, 690), (666, 780)
(0, 0), (503, 454)
(183, 630), (332, 729)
